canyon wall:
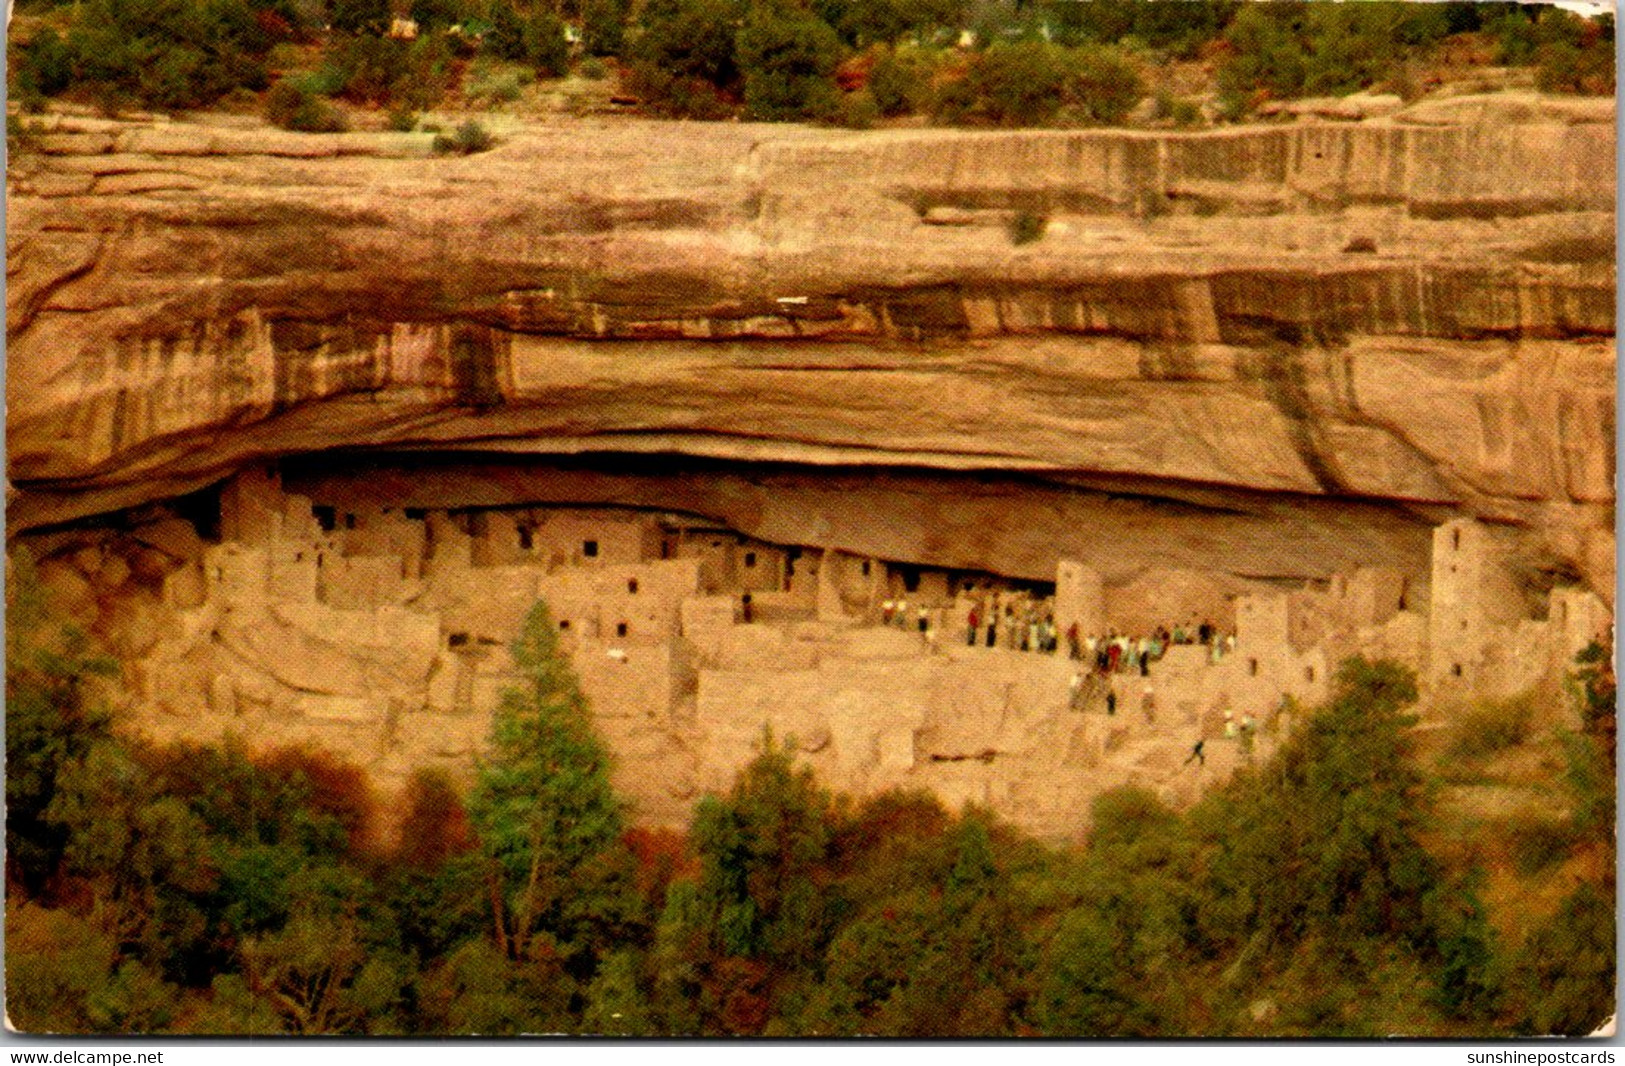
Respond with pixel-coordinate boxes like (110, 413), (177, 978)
(7, 96), (1614, 836)
(8, 100), (1614, 602)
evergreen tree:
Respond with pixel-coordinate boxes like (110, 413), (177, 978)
(6, 550), (117, 897)
(736, 3), (845, 120)
(467, 602), (626, 964)
(687, 733), (832, 966)
(582, 948), (657, 1034)
(1514, 882), (1616, 1035)
(1198, 657), (1437, 952)
(652, 733), (834, 1033)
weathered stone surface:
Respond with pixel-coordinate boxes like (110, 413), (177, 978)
(1394, 91), (1617, 127)
(6, 102), (1616, 602)
(281, 457), (1439, 593)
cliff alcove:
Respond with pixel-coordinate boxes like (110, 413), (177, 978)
(8, 96), (1615, 835)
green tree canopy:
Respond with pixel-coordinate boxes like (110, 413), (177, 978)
(736, 3), (845, 120)
(467, 601), (627, 964)
(6, 550), (117, 897)
(1196, 657), (1437, 949)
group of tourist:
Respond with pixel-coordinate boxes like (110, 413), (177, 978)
(878, 592), (1070, 655)
(877, 593), (1242, 680)
(961, 601), (1065, 653)
(875, 590), (1269, 771)
(959, 603), (1239, 680)
(1077, 623), (1237, 676)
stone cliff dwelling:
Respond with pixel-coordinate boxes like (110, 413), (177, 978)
(26, 461), (1609, 840)
(8, 98), (1615, 840)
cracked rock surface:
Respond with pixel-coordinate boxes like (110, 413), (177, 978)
(7, 97), (1615, 598)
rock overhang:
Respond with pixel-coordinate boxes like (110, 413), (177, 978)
(6, 102), (1616, 597)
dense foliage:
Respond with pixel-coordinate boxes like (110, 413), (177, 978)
(10, 0), (292, 111)
(930, 40), (1143, 127)
(1215, 1), (1614, 111)
(6, 552), (1615, 1034)
(8, 0), (1613, 124)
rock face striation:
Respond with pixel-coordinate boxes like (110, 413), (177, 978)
(6, 96), (1616, 835)
(8, 97), (1616, 600)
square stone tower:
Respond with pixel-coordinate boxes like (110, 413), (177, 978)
(1426, 518), (1525, 691)
(219, 465), (288, 546)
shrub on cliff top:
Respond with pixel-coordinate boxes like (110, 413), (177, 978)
(432, 119), (496, 154)
(318, 32), (455, 109)
(1063, 44), (1144, 124)
(10, 28), (75, 109)
(932, 41), (1143, 127)
(866, 44), (933, 116)
(1534, 31), (1616, 95)
(627, 0), (746, 115)
(736, 4), (846, 121)
(26, 0), (291, 111)
(813, 0), (961, 48)
(1216, 1), (1489, 108)
(582, 0), (632, 57)
(485, 3), (571, 77)
(933, 40), (1068, 126)
(1042, 0), (1235, 56)
(264, 81), (348, 131)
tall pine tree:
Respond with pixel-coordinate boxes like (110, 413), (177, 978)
(468, 602), (626, 964)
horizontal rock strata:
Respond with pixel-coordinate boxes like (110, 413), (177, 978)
(7, 98), (1615, 598)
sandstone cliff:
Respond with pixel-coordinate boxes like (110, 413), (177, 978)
(7, 96), (1615, 598)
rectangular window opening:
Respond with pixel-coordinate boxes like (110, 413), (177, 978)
(583, 540), (599, 558)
